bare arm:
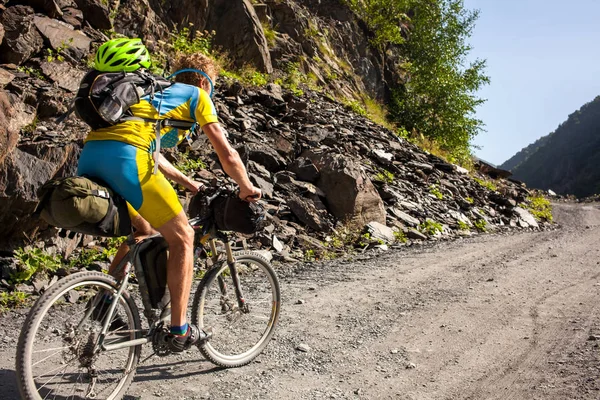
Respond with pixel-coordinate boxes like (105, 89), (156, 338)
(201, 122), (261, 201)
(158, 153), (202, 192)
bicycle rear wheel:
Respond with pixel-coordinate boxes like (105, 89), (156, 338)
(16, 271), (142, 400)
(191, 251), (281, 367)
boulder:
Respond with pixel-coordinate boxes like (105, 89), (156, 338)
(249, 173), (274, 198)
(489, 193), (517, 208)
(33, 16), (92, 58)
(0, 68), (15, 88)
(288, 157), (320, 182)
(372, 149), (393, 165)
(38, 61), (86, 92)
(0, 142), (81, 250)
(0, 23), (4, 47)
(0, 6), (45, 65)
(287, 193), (331, 232)
(37, 87), (68, 117)
(406, 228), (427, 241)
(245, 143), (287, 172)
(307, 151), (386, 226)
(207, 0), (273, 73)
(365, 221), (395, 244)
(0, 91), (18, 165)
(17, 0), (63, 18)
(513, 207), (539, 228)
(61, 7), (84, 29)
(389, 208), (420, 227)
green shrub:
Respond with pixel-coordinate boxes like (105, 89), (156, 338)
(457, 220), (469, 231)
(419, 219), (443, 236)
(177, 150), (207, 175)
(526, 195), (553, 222)
(171, 26), (212, 55)
(343, 99), (367, 117)
(474, 219), (487, 232)
(429, 184), (443, 200)
(262, 22), (277, 47)
(373, 169), (394, 184)
(393, 229), (407, 243)
(465, 197), (474, 204)
(304, 249), (316, 261)
(276, 62), (306, 96)
(12, 248), (62, 284)
(473, 177), (497, 192)
(0, 291), (30, 312)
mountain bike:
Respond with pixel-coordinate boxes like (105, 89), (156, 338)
(15, 187), (281, 400)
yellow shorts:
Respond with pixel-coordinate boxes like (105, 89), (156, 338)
(78, 140), (183, 228)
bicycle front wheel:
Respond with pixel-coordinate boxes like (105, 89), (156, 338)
(16, 271), (142, 400)
(191, 251), (281, 367)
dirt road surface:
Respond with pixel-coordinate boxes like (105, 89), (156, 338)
(1, 202), (599, 399)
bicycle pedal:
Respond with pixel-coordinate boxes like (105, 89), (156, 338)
(198, 329), (212, 343)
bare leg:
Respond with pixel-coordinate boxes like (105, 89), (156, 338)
(108, 214), (157, 278)
(155, 210), (195, 327)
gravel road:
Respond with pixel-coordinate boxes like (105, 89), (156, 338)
(1, 202), (599, 399)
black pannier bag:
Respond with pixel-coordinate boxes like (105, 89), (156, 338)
(133, 235), (170, 310)
(189, 191), (265, 235)
(35, 176), (132, 238)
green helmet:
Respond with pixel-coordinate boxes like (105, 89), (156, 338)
(94, 38), (151, 72)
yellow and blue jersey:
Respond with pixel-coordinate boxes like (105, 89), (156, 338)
(78, 82), (219, 228)
(85, 82), (218, 151)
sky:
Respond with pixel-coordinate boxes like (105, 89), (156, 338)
(462, 0), (600, 166)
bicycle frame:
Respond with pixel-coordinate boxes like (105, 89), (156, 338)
(95, 227), (247, 353)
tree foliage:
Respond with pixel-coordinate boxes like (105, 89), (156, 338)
(344, 0), (489, 164)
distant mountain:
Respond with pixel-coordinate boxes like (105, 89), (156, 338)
(501, 96), (600, 197)
(499, 135), (551, 171)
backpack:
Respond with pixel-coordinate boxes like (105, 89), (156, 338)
(58, 68), (213, 174)
(34, 176), (132, 238)
(65, 69), (195, 131)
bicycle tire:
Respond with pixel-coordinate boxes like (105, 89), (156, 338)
(191, 250), (281, 368)
(16, 271), (142, 400)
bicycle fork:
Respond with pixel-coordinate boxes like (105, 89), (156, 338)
(209, 239), (248, 312)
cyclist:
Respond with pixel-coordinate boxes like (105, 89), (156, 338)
(77, 38), (261, 352)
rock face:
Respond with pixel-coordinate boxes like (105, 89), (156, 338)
(207, 0), (273, 73)
(73, 0), (112, 29)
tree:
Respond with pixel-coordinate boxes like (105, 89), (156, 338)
(392, 0), (489, 163)
(345, 0), (489, 163)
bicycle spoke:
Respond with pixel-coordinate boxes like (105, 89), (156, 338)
(193, 252), (280, 367)
(37, 358), (76, 393)
(18, 273), (141, 400)
(32, 349), (69, 368)
(33, 346), (70, 354)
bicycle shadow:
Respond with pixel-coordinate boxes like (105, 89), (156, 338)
(0, 369), (18, 400)
(131, 358), (224, 383)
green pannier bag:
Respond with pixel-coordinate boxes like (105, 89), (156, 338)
(35, 176), (132, 237)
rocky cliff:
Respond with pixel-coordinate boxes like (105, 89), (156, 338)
(503, 96), (600, 198)
(0, 0), (548, 263)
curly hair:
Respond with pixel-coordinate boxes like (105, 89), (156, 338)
(172, 53), (219, 87)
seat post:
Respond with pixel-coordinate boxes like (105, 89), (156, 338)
(225, 241), (235, 264)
